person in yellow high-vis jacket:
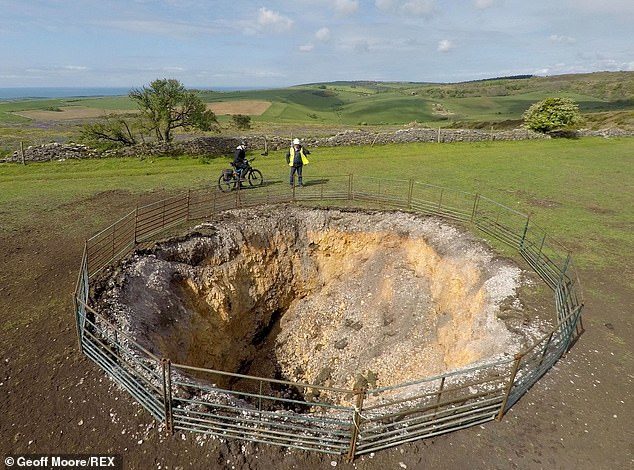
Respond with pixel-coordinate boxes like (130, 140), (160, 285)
(285, 138), (310, 187)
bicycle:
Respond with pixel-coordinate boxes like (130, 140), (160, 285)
(217, 157), (264, 192)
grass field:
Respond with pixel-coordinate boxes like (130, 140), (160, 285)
(1, 72), (631, 128)
(1, 136), (632, 469)
(1, 137), (632, 276)
(1, 72), (631, 157)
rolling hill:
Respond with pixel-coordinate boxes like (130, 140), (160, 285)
(0, 72), (632, 153)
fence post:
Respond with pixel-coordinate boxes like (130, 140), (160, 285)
(471, 193), (480, 223)
(348, 174), (353, 201)
(520, 216), (530, 249)
(497, 354), (522, 420)
(558, 252), (571, 286)
(407, 179), (414, 209)
(20, 141), (26, 165)
(437, 188), (444, 211)
(346, 386), (366, 462)
(433, 376), (446, 417)
(537, 331), (555, 367)
(133, 205), (139, 244)
(161, 358), (174, 435)
(162, 198), (166, 228)
(111, 223), (115, 261)
(74, 273), (84, 355)
(258, 380), (264, 422)
(565, 305), (584, 352)
(186, 189), (191, 221)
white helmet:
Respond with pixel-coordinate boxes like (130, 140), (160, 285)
(292, 138), (301, 145)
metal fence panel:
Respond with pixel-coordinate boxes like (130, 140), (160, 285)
(74, 174), (583, 459)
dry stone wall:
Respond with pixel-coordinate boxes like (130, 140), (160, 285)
(3, 142), (99, 163)
(2, 127), (631, 163)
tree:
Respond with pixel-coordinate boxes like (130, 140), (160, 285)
(129, 79), (218, 143)
(232, 114), (251, 130)
(80, 114), (141, 148)
(523, 97), (583, 134)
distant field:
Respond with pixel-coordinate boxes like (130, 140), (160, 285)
(0, 72), (631, 155)
(206, 100), (272, 116)
(14, 106), (138, 121)
(192, 72), (634, 126)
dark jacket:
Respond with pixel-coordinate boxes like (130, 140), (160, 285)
(233, 146), (247, 167)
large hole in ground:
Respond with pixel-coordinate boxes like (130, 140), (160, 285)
(92, 206), (551, 407)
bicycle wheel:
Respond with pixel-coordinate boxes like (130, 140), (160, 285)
(248, 169), (264, 187)
(218, 174), (235, 192)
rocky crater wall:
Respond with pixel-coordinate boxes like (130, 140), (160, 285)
(91, 207), (552, 405)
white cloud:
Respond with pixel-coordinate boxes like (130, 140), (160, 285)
(63, 65), (88, 71)
(401, 0), (436, 16)
(299, 43), (314, 52)
(257, 7), (294, 32)
(353, 40), (371, 53)
(570, 0), (634, 14)
(437, 39), (454, 52)
(333, 0), (359, 16)
(549, 34), (576, 44)
(252, 70), (286, 78)
(474, 0), (494, 9)
(533, 57), (633, 76)
(375, 0), (396, 10)
(315, 27), (331, 42)
(103, 19), (222, 36)
(377, 0), (437, 17)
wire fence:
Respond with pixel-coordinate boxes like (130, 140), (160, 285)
(74, 175), (584, 460)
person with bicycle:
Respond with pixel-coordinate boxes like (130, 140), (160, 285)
(286, 138), (310, 187)
(233, 141), (248, 183)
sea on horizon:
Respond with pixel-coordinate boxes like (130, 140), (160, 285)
(0, 86), (266, 100)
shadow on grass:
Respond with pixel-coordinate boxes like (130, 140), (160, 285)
(299, 178), (330, 187)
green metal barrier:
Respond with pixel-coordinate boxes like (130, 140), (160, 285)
(74, 175), (584, 460)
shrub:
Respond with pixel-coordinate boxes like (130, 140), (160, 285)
(523, 97), (583, 134)
(232, 114), (251, 130)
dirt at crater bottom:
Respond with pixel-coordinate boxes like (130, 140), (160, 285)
(92, 206), (552, 408)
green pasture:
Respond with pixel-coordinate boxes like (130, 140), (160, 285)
(2, 72), (631, 128)
(1, 138), (632, 280)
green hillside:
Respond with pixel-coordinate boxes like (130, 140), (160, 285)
(0, 72), (632, 142)
(200, 71), (633, 126)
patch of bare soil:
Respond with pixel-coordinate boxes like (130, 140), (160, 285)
(431, 103), (454, 117)
(1, 191), (632, 470)
(13, 107), (138, 121)
(206, 101), (272, 116)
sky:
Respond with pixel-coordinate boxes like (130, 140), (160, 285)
(0, 0), (632, 88)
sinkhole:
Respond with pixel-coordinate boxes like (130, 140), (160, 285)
(92, 206), (550, 408)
